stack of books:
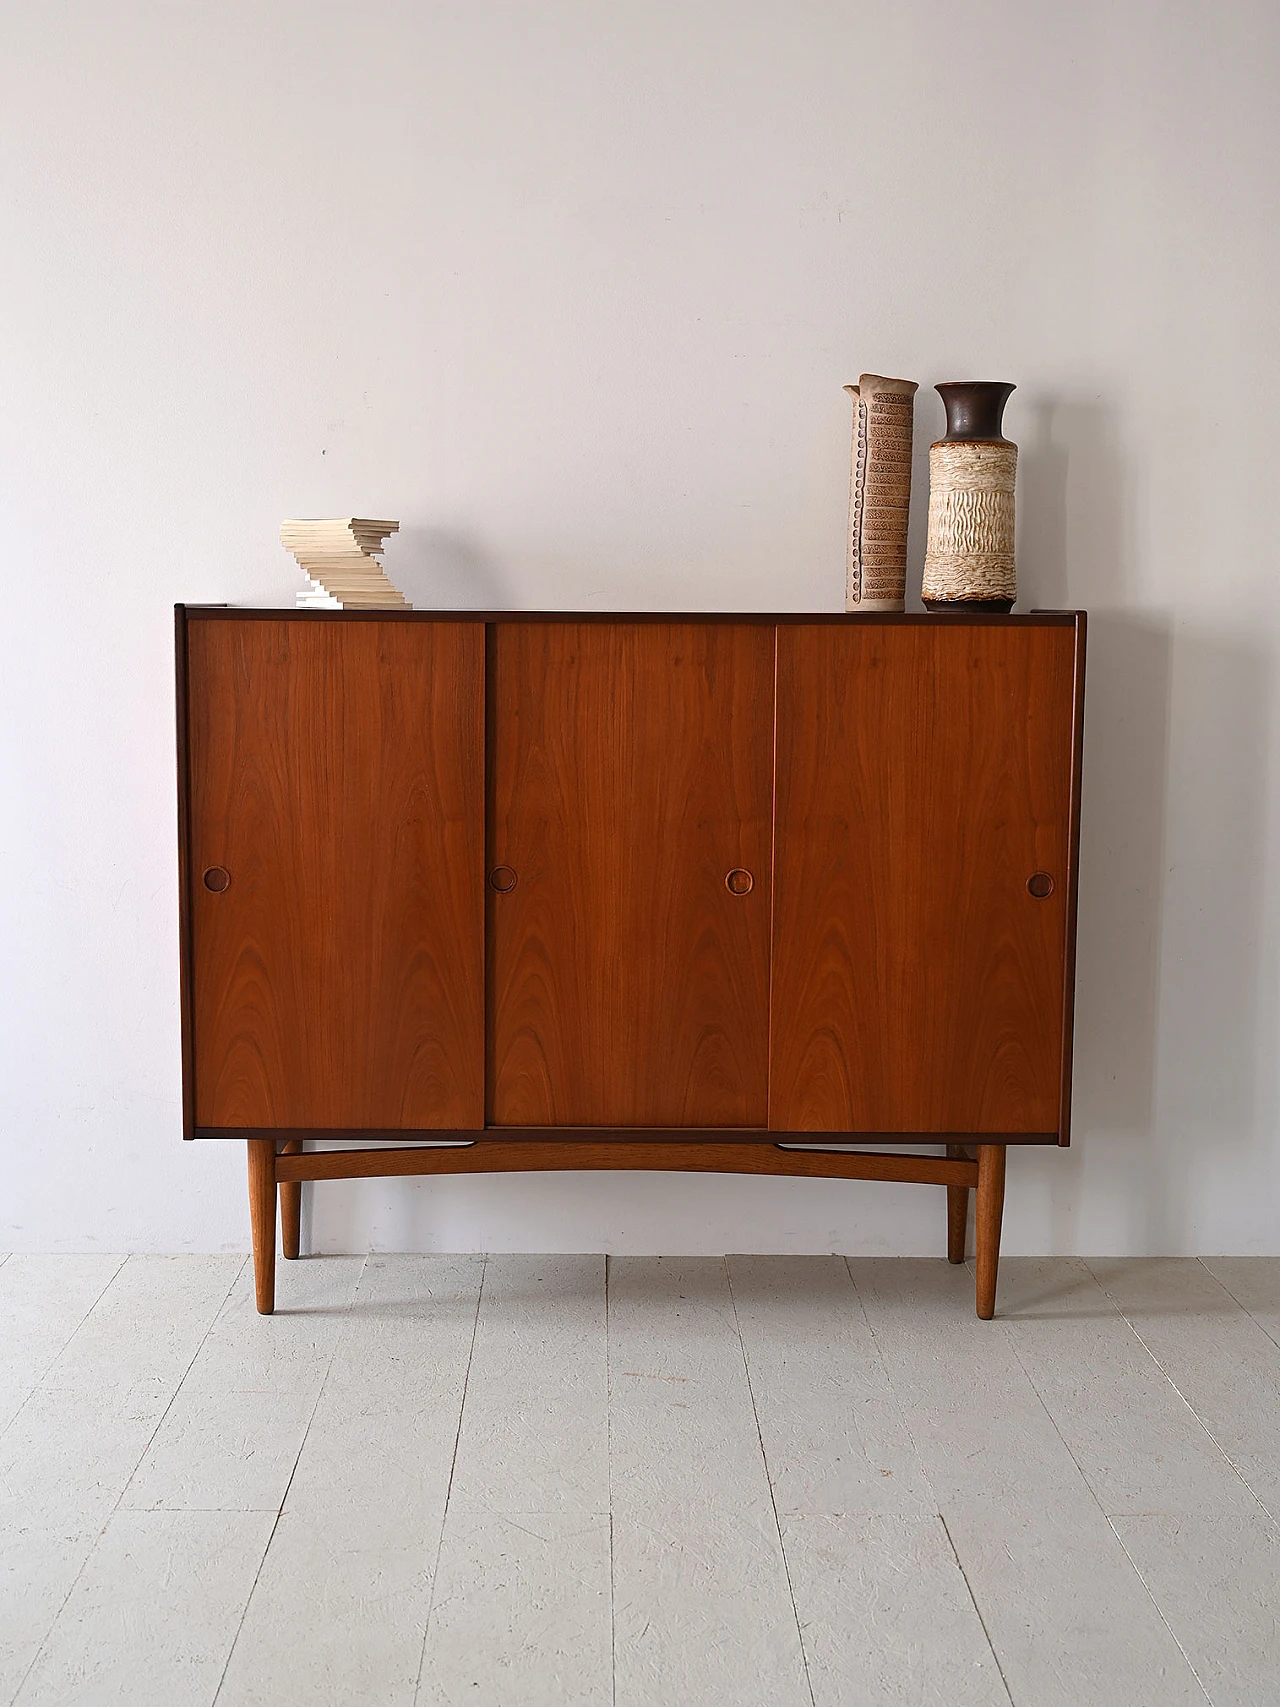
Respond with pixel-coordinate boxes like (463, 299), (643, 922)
(280, 519), (409, 609)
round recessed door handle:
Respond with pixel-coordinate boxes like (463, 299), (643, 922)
(1027, 872), (1055, 899)
(489, 865), (518, 893)
(203, 866), (231, 893)
(726, 869), (754, 896)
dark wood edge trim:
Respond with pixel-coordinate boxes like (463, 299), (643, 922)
(273, 1141), (982, 1186)
(192, 1125), (1058, 1144)
(1058, 612), (1087, 1145)
(174, 605), (196, 1140)
(483, 621), (498, 1123)
(177, 607), (1083, 628)
(766, 623), (781, 1123)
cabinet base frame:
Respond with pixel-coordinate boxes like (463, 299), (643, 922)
(247, 1137), (1008, 1320)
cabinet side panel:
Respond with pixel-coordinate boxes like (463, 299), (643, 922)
(175, 606), (196, 1138)
(1058, 614), (1087, 1143)
(770, 623), (1076, 1133)
(488, 621), (774, 1126)
(186, 618), (485, 1129)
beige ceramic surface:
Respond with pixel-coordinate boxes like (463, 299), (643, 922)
(844, 374), (918, 612)
(923, 440), (1018, 605)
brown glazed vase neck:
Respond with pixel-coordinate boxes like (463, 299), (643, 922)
(936, 382), (1015, 442)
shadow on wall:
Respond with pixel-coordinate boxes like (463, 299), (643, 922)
(1020, 396), (1273, 1252)
(1019, 397), (1160, 1248)
(1149, 627), (1273, 1246)
(388, 528), (513, 611)
(304, 404), (1272, 1256)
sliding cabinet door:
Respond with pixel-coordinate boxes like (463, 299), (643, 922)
(185, 617), (485, 1130)
(488, 621), (774, 1126)
(770, 621), (1079, 1135)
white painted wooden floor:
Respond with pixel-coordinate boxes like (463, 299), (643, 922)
(2, 1254), (1278, 1707)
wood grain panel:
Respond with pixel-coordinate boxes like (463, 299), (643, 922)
(770, 622), (1079, 1133)
(275, 1143), (980, 1186)
(487, 621), (774, 1126)
(186, 618), (485, 1129)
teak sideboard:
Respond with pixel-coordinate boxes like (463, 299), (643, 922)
(175, 608), (1086, 1318)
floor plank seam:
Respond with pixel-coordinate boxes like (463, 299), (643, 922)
(842, 1260), (1021, 1702)
(16, 1254), (249, 1707)
(411, 1252), (488, 1707)
(1100, 1514), (1218, 1705)
(1193, 1256), (1280, 1352)
(840, 1256), (942, 1514)
(938, 1514), (1017, 1707)
(1084, 1260), (1280, 1527)
(0, 1254), (129, 1448)
(209, 1252), (367, 1707)
(998, 1317), (1216, 1707)
(723, 1258), (818, 1707)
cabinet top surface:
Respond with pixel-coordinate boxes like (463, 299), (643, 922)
(179, 606), (1084, 625)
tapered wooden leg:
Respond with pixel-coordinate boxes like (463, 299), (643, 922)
(946, 1144), (969, 1263)
(279, 1139), (302, 1260)
(247, 1139), (277, 1315)
(975, 1143), (1006, 1320)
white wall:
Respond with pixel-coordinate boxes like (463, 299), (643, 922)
(2, 0), (1277, 1256)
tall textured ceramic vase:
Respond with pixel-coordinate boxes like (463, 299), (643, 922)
(845, 374), (918, 611)
(923, 382), (1017, 612)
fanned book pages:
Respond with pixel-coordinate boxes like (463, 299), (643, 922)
(280, 518), (409, 609)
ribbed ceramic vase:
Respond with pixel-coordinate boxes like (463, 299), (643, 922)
(844, 373), (918, 611)
(922, 382), (1017, 612)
